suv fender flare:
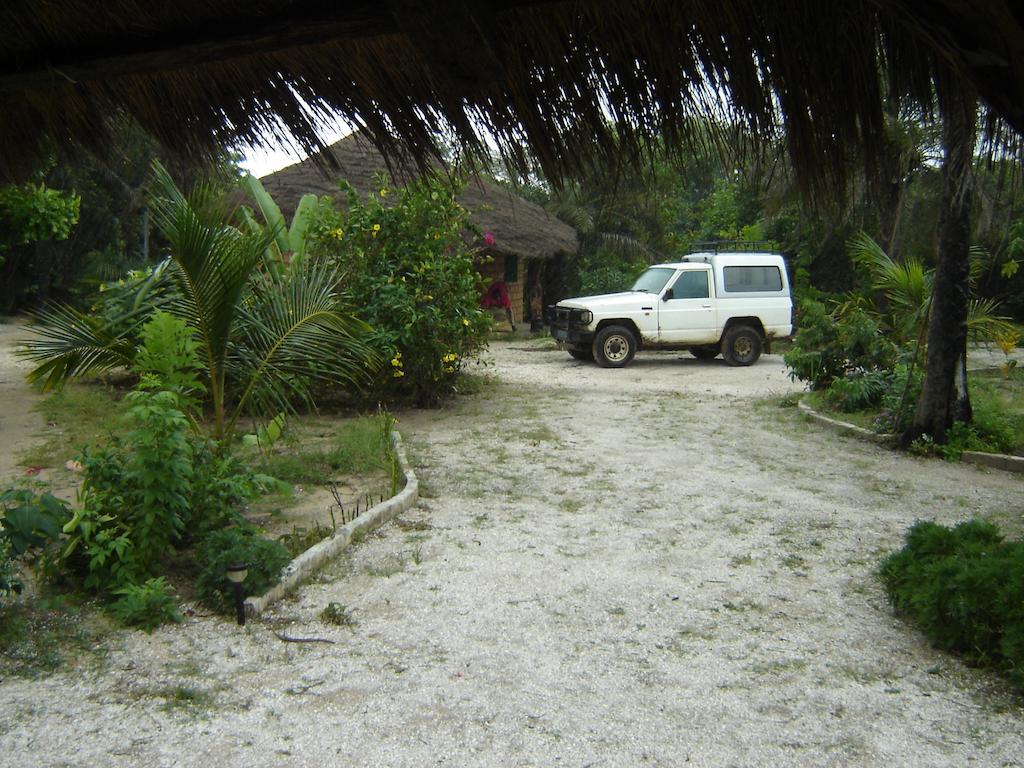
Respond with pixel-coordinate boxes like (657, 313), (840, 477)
(719, 316), (765, 343)
(595, 318), (644, 347)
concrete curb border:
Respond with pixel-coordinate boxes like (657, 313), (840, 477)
(245, 430), (419, 616)
(961, 450), (1024, 473)
(798, 399), (1024, 474)
(797, 400), (897, 445)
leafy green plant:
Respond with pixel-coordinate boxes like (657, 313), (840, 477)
(133, 311), (205, 411)
(119, 388), (193, 566)
(109, 576), (182, 631)
(0, 488), (70, 555)
(194, 526), (291, 613)
(0, 537), (21, 603)
(879, 519), (1024, 686)
(239, 174), (319, 278)
(824, 370), (889, 412)
(61, 500), (139, 592)
(784, 298), (896, 389)
(0, 181), (80, 252)
(21, 162), (380, 443)
(308, 176), (491, 405)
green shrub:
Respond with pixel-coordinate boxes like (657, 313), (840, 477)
(308, 177), (492, 405)
(194, 526), (290, 613)
(109, 576), (182, 632)
(875, 362), (924, 433)
(824, 370), (889, 412)
(133, 311), (205, 410)
(785, 299), (896, 390)
(0, 488), (70, 556)
(0, 538), (21, 604)
(879, 519), (1024, 685)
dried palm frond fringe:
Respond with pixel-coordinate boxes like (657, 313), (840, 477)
(0, 0), (1021, 190)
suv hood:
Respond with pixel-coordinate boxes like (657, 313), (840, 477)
(558, 291), (651, 309)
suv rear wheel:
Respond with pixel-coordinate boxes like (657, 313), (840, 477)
(722, 325), (762, 366)
(593, 325), (637, 368)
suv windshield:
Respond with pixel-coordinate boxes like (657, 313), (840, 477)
(631, 268), (675, 294)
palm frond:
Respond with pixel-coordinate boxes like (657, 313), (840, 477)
(226, 262), (379, 432)
(967, 297), (1017, 344)
(20, 302), (139, 390)
(150, 161), (275, 385)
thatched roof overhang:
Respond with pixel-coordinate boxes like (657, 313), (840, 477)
(1, 1), (1022, 188)
(258, 134), (578, 261)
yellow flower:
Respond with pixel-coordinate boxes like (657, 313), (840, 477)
(423, 294), (433, 301)
(329, 227), (345, 240)
(379, 188), (389, 198)
(392, 370), (405, 378)
(372, 223), (381, 231)
(462, 318), (470, 326)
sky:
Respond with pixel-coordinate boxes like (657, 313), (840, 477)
(235, 123), (354, 179)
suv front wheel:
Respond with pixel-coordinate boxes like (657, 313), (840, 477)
(722, 325), (763, 366)
(593, 325), (637, 368)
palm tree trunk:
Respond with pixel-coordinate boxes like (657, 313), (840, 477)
(902, 88), (975, 446)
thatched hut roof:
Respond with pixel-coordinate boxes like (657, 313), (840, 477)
(1, 2), (1022, 187)
(259, 134), (578, 260)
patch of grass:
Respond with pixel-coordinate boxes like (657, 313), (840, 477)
(806, 369), (1024, 455)
(20, 383), (126, 468)
(0, 598), (113, 678)
(781, 553), (807, 571)
(277, 522), (333, 557)
(257, 414), (394, 485)
(516, 424), (561, 445)
(320, 601), (357, 627)
(365, 556), (405, 578)
(558, 498), (584, 513)
(159, 684), (216, 714)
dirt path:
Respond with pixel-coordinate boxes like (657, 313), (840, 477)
(2, 340), (1023, 767)
(0, 322), (45, 483)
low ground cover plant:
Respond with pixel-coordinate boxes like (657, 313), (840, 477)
(880, 519), (1024, 687)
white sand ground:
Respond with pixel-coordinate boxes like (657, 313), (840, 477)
(1, 328), (1023, 767)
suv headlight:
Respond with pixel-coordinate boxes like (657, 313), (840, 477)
(578, 310), (593, 325)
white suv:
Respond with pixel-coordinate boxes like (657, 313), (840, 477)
(549, 250), (793, 367)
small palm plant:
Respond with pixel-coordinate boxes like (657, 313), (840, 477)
(847, 232), (1016, 350)
(21, 161), (379, 442)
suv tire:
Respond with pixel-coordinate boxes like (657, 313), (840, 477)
(593, 325), (637, 368)
(722, 325), (762, 366)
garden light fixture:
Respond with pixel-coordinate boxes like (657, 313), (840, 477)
(226, 562), (249, 626)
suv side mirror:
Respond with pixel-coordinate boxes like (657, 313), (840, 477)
(662, 288), (674, 302)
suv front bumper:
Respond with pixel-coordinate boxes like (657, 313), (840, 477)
(548, 305), (595, 346)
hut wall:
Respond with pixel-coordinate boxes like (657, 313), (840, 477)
(478, 256), (525, 320)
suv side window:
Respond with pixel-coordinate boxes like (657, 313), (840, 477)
(670, 270), (710, 299)
(722, 265), (783, 292)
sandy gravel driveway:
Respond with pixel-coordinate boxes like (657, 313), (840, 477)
(2, 337), (1023, 767)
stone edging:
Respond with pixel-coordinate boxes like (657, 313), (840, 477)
(798, 398), (1024, 474)
(245, 430), (419, 616)
(797, 400), (897, 445)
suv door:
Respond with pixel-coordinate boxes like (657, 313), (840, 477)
(657, 268), (717, 343)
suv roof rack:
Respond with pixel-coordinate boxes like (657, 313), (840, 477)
(687, 240), (778, 254)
